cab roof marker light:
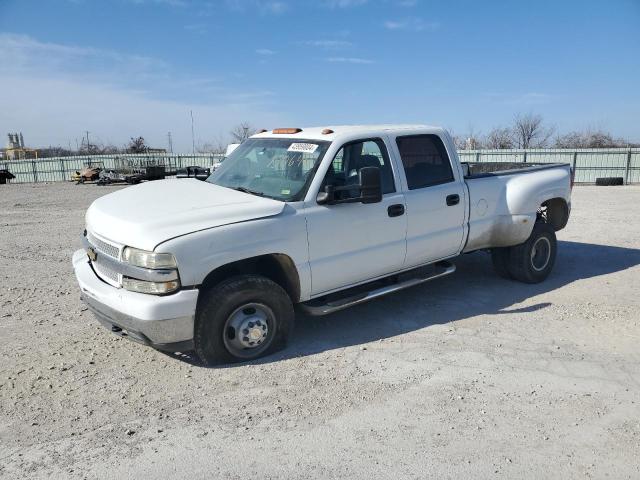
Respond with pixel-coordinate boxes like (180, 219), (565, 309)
(257, 129), (268, 133)
(321, 128), (334, 135)
(273, 128), (302, 134)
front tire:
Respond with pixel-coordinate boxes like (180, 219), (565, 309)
(194, 275), (294, 365)
(507, 222), (557, 284)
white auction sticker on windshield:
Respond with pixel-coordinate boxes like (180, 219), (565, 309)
(288, 143), (318, 154)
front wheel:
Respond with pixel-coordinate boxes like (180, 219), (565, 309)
(194, 275), (294, 365)
(507, 222), (557, 284)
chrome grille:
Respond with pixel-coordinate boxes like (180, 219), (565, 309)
(94, 262), (120, 286)
(86, 230), (122, 287)
(87, 231), (120, 259)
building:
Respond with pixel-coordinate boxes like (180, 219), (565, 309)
(5, 132), (39, 160)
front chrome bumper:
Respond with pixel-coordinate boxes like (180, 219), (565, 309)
(72, 249), (198, 352)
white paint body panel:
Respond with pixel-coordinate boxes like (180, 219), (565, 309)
(86, 179), (284, 251)
(463, 165), (572, 251)
(78, 125), (571, 312)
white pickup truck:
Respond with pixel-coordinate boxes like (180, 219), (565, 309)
(73, 125), (572, 364)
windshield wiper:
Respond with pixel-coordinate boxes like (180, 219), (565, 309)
(233, 186), (265, 197)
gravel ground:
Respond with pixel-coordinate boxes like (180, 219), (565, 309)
(1, 182), (639, 479)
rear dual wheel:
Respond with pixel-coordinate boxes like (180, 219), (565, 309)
(491, 222), (557, 284)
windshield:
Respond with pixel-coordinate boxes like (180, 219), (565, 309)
(206, 138), (330, 201)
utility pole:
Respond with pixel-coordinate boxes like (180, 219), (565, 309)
(190, 110), (195, 154)
(167, 132), (173, 154)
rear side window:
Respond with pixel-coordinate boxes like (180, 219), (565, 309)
(396, 134), (454, 189)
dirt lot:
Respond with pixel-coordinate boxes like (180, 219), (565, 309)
(1, 183), (639, 479)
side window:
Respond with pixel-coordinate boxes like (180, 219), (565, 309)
(321, 138), (395, 196)
(396, 134), (454, 189)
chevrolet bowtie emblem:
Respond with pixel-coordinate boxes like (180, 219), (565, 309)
(87, 247), (97, 262)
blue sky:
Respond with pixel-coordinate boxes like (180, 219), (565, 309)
(0, 0), (638, 152)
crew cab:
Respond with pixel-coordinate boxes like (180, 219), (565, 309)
(72, 125), (572, 364)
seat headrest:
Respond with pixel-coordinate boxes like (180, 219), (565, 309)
(357, 154), (381, 169)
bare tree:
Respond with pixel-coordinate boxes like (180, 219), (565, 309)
(555, 129), (627, 148)
(512, 113), (555, 148)
(198, 131), (231, 155)
(127, 137), (148, 154)
(229, 122), (255, 143)
(485, 127), (515, 149)
(455, 126), (483, 150)
(100, 144), (121, 154)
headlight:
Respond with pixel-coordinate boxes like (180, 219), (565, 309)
(122, 247), (177, 269)
(122, 277), (180, 295)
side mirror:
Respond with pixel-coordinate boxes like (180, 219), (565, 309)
(316, 185), (334, 205)
(316, 167), (382, 205)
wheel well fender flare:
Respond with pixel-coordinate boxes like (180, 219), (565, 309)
(198, 254), (301, 304)
(541, 197), (570, 231)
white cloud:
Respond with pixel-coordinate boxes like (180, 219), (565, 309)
(256, 48), (276, 55)
(126, 0), (189, 6)
(384, 18), (439, 31)
(184, 24), (208, 34)
(0, 33), (286, 152)
(322, 0), (368, 7)
(303, 40), (353, 49)
(225, 0), (288, 14)
(261, 1), (287, 13)
(326, 56), (374, 64)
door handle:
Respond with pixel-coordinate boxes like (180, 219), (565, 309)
(387, 204), (405, 217)
(446, 194), (460, 206)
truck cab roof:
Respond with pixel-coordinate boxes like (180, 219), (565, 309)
(251, 124), (446, 142)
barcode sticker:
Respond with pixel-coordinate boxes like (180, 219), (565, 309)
(287, 143), (318, 154)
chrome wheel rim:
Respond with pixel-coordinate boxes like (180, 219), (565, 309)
(531, 237), (551, 272)
(223, 303), (275, 359)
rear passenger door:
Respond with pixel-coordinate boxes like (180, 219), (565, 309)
(392, 134), (465, 267)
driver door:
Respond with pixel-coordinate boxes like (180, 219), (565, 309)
(305, 138), (407, 295)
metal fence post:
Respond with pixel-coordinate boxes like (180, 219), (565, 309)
(523, 150), (527, 163)
(572, 151), (578, 180)
(475, 151), (480, 163)
(60, 159), (66, 181)
(625, 148), (632, 185)
(31, 160), (38, 183)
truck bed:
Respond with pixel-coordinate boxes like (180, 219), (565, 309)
(461, 161), (572, 253)
(462, 162), (569, 178)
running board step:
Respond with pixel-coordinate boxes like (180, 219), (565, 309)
(299, 260), (456, 316)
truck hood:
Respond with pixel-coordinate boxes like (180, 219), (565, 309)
(86, 179), (285, 251)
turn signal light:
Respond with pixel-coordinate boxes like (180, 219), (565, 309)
(273, 128), (302, 134)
